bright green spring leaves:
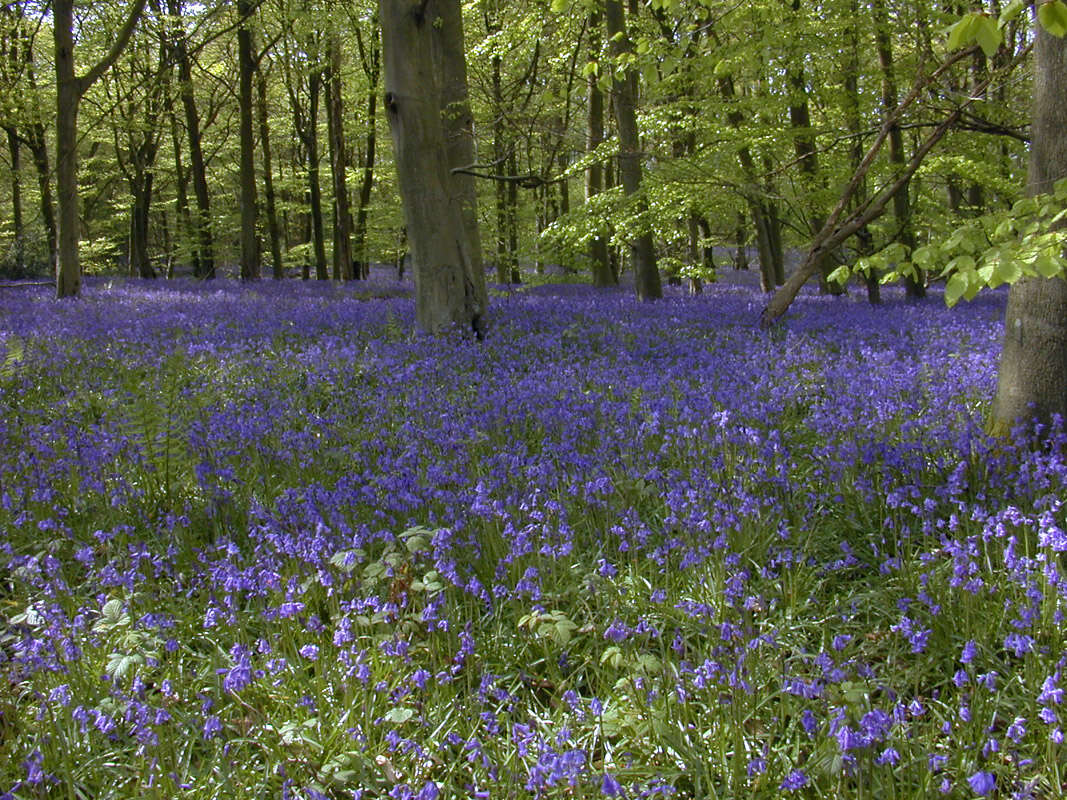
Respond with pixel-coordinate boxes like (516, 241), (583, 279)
(830, 179), (1067, 306)
(1038, 0), (1067, 37)
(947, 1), (1067, 58)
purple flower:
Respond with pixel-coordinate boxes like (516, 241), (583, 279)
(780, 770), (808, 791)
(968, 771), (995, 796)
(202, 715), (222, 740)
(299, 644), (320, 661)
(601, 773), (625, 797)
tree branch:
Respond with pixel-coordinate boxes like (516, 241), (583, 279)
(78, 0), (150, 94)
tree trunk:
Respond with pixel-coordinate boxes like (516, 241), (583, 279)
(26, 125), (56, 271)
(257, 66), (284, 279)
(872, 0), (923, 298)
(237, 0), (259, 280)
(604, 0), (660, 300)
(586, 9), (614, 287)
(990, 26), (1067, 431)
(169, 0), (214, 278)
(432, 0), (486, 309)
(327, 36), (353, 281)
(5, 127), (22, 271)
(381, 0), (484, 335)
(353, 23), (379, 280)
(128, 174), (156, 278)
(53, 0), (81, 297)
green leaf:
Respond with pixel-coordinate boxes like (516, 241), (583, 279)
(550, 0), (569, 10)
(947, 14), (981, 51)
(1034, 253), (1066, 278)
(992, 257), (1022, 286)
(827, 265), (851, 284)
(999, 0), (1027, 26)
(944, 272), (970, 307)
(975, 16), (1003, 57)
(1038, 0), (1067, 37)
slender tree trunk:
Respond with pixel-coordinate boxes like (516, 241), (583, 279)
(381, 0), (484, 334)
(129, 177), (156, 278)
(872, 0), (923, 298)
(237, 0), (259, 280)
(307, 69), (328, 280)
(257, 67), (284, 279)
(734, 214), (749, 271)
(845, 0), (879, 304)
(169, 105), (194, 275)
(26, 126), (56, 271)
(353, 24), (379, 280)
(604, 0), (660, 300)
(586, 10), (613, 287)
(5, 127), (22, 271)
(327, 35), (352, 281)
(990, 26), (1067, 431)
(169, 0), (214, 278)
(53, 0), (81, 297)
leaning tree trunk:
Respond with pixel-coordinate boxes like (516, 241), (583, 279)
(604, 0), (661, 300)
(990, 26), (1067, 432)
(380, 0), (484, 335)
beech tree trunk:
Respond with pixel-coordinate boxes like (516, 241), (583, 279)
(52, 0), (147, 297)
(257, 66), (284, 279)
(872, 0), (923, 298)
(431, 0), (486, 308)
(27, 125), (56, 271)
(586, 9), (614, 287)
(169, 0), (214, 278)
(381, 0), (484, 335)
(237, 0), (259, 280)
(991, 27), (1067, 431)
(604, 0), (661, 300)
(5, 127), (22, 271)
(326, 35), (353, 281)
(353, 23), (379, 279)
(53, 0), (81, 297)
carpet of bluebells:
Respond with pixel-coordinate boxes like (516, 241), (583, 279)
(1, 276), (1066, 799)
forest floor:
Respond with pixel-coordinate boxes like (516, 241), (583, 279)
(1, 277), (1063, 799)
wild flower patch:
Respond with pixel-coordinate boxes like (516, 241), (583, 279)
(1, 278), (1064, 798)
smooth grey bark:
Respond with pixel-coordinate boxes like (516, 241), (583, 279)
(991, 27), (1067, 431)
(54, 0), (148, 297)
(237, 0), (260, 280)
(431, 0), (486, 309)
(604, 0), (660, 300)
(381, 0), (484, 335)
